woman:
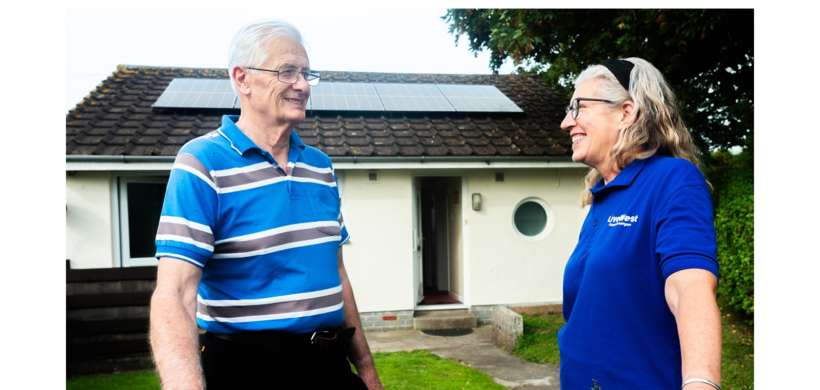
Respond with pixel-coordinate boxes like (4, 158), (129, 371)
(558, 58), (722, 390)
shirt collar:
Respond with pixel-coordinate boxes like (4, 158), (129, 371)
(589, 153), (658, 194)
(289, 129), (306, 152)
(218, 115), (257, 155)
(218, 115), (306, 156)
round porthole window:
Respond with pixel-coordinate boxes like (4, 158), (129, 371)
(513, 198), (551, 238)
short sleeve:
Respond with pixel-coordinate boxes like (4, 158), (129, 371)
(155, 152), (218, 268)
(333, 169), (351, 246)
(339, 212), (350, 246)
(656, 184), (719, 281)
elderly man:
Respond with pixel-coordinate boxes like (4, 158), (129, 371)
(149, 20), (383, 390)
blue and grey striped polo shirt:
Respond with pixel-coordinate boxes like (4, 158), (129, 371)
(155, 115), (350, 334)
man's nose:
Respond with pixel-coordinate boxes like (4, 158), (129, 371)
(292, 72), (310, 90)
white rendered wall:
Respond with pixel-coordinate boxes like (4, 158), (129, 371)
(339, 169), (415, 313)
(340, 167), (590, 312)
(464, 168), (589, 306)
(66, 172), (114, 269)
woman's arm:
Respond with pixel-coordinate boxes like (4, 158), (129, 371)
(665, 268), (722, 390)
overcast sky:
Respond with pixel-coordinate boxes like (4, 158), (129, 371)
(66, 8), (517, 112)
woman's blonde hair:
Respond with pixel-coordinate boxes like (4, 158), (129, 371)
(574, 57), (709, 206)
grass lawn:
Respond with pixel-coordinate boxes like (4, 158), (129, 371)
(512, 312), (564, 365)
(369, 350), (505, 390)
(67, 350), (505, 390)
(512, 306), (754, 389)
(720, 307), (754, 389)
(66, 371), (161, 390)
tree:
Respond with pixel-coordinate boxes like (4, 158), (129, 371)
(444, 9), (753, 152)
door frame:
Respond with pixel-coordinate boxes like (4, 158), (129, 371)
(411, 171), (469, 309)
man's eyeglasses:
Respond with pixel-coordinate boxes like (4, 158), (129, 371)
(565, 98), (614, 119)
(245, 67), (321, 86)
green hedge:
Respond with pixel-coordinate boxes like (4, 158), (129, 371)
(705, 148), (754, 317)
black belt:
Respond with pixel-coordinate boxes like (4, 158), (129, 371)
(210, 327), (356, 351)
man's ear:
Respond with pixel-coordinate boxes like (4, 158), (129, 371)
(232, 66), (251, 96)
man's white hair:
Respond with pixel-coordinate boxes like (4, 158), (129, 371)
(228, 19), (306, 96)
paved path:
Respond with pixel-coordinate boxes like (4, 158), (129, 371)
(364, 325), (560, 389)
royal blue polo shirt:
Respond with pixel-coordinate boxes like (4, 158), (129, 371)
(558, 154), (718, 389)
(155, 115), (350, 334)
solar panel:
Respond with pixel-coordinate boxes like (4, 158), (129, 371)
(309, 82), (384, 111)
(153, 79), (238, 109)
(374, 84), (455, 112)
(436, 84), (524, 113)
(153, 79), (523, 113)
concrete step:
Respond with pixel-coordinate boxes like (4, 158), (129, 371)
(413, 309), (477, 330)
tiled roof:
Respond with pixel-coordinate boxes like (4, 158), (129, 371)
(66, 66), (572, 158)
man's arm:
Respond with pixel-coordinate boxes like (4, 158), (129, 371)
(150, 258), (204, 390)
(338, 247), (384, 390)
(665, 268), (722, 390)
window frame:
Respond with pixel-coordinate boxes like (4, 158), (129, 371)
(511, 197), (554, 241)
(116, 175), (169, 267)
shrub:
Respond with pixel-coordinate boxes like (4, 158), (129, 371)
(705, 147), (754, 318)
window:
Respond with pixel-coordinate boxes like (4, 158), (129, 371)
(118, 176), (168, 267)
(512, 198), (552, 239)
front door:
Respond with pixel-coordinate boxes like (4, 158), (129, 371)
(414, 176), (464, 306)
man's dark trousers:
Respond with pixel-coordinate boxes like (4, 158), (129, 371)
(200, 331), (368, 389)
